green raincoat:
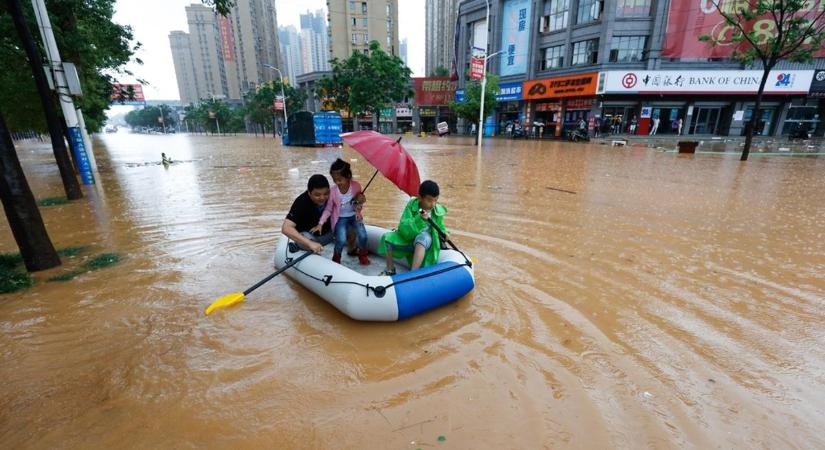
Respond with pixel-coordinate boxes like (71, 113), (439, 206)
(378, 197), (448, 268)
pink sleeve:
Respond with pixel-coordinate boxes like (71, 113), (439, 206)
(319, 188), (336, 225)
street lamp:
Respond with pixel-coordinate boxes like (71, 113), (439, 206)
(477, 0), (501, 153)
(263, 64), (288, 136)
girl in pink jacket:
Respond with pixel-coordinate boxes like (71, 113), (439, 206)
(310, 158), (369, 264)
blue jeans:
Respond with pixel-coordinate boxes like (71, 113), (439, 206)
(334, 216), (367, 253)
(386, 229), (432, 253)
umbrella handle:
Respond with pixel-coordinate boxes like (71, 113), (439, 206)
(361, 169), (380, 195)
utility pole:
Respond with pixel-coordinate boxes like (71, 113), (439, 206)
(7, 0), (82, 199)
(30, 0), (95, 185)
(476, 1), (501, 153)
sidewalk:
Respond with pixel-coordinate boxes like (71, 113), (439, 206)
(593, 133), (825, 154)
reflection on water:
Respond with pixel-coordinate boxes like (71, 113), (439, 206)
(1, 132), (823, 448)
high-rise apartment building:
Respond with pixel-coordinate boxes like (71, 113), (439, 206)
(169, 30), (200, 105)
(169, 0), (281, 103)
(300, 10), (330, 73)
(327, 0), (399, 60)
(425, 0), (459, 76)
(400, 38), (408, 66)
(279, 25), (303, 84)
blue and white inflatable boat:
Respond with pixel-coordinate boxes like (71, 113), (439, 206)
(273, 224), (475, 321)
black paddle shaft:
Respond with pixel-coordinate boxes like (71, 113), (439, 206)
(426, 216), (472, 267)
(243, 251), (312, 295)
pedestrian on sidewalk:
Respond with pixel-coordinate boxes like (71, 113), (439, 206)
(650, 116), (660, 135)
(629, 115), (638, 134)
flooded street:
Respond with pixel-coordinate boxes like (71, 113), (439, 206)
(1, 132), (824, 448)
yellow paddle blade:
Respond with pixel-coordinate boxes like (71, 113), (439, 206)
(204, 292), (245, 316)
(470, 256), (477, 266)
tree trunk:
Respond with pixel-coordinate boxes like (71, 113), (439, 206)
(8, 0), (82, 200)
(0, 111), (61, 271)
(743, 68), (772, 161)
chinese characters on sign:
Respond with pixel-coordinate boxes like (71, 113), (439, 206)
(470, 47), (485, 80)
(523, 74), (598, 100)
(599, 70), (814, 94)
(499, 0), (532, 76)
(414, 77), (457, 106)
(218, 17), (235, 62)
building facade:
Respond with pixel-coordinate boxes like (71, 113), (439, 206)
(300, 10), (331, 73)
(279, 25), (303, 85)
(400, 38), (408, 66)
(327, 0), (400, 60)
(425, 0), (459, 76)
(455, 0), (824, 137)
(169, 0), (282, 103)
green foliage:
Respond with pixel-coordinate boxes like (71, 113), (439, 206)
(319, 41), (413, 119)
(36, 196), (68, 207)
(0, 0), (140, 133)
(431, 66), (450, 77)
(202, 0), (235, 16)
(699, 0), (825, 66)
(243, 80), (307, 131)
(47, 252), (122, 281)
(181, 98), (246, 133)
(56, 246), (86, 257)
(0, 252), (33, 293)
(450, 74), (499, 126)
(124, 105), (177, 130)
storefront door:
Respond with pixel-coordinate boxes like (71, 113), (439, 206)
(742, 108), (775, 136)
(692, 108), (721, 134)
(651, 108), (682, 134)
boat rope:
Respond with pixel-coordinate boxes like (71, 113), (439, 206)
(282, 241), (471, 298)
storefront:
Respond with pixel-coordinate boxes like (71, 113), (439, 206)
(803, 69), (825, 137)
(455, 82), (525, 136)
(597, 70), (814, 136)
(413, 77), (456, 134)
(395, 107), (413, 133)
(523, 72), (598, 137)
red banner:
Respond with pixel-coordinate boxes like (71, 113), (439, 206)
(470, 56), (484, 80)
(219, 17), (235, 62)
(414, 77), (457, 106)
(111, 83), (145, 105)
(663, 0), (825, 58)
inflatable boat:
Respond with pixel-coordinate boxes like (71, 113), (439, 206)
(273, 224), (474, 321)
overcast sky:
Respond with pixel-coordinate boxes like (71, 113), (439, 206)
(112, 0), (425, 101)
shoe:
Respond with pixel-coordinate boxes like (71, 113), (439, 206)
(332, 251), (342, 264)
(357, 248), (370, 265)
(379, 268), (396, 276)
(346, 247), (358, 256)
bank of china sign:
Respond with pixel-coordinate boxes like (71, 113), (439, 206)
(598, 70), (813, 95)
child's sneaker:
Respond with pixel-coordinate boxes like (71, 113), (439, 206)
(332, 251), (342, 264)
(357, 248), (370, 265)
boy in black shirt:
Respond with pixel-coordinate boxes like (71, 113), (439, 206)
(282, 174), (333, 253)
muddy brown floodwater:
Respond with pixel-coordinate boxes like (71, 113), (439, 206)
(1, 132), (824, 449)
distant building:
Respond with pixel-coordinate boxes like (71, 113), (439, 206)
(327, 0), (399, 60)
(279, 25), (303, 84)
(400, 38), (408, 66)
(425, 0), (459, 76)
(168, 0), (282, 102)
(300, 10), (330, 73)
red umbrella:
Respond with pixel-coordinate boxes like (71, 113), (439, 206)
(340, 130), (421, 197)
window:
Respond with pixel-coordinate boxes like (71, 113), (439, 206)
(572, 38), (598, 65)
(362, 2), (368, 13)
(350, 1), (355, 10)
(545, 0), (569, 32)
(576, 0), (602, 24)
(362, 17), (368, 27)
(352, 33), (358, 44)
(542, 45), (564, 69)
(352, 17), (357, 27)
(363, 33), (369, 44)
(609, 36), (646, 62)
(616, 0), (651, 17)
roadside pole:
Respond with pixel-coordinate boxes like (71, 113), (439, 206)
(31, 0), (94, 184)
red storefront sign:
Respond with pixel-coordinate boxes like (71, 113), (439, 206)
(414, 77), (457, 106)
(662, 0), (825, 58)
(470, 56), (485, 80)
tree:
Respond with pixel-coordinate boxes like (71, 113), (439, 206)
(0, 0), (140, 133)
(5, 0), (82, 200)
(124, 105), (177, 130)
(450, 74), (499, 143)
(320, 41), (412, 127)
(243, 80), (307, 133)
(700, 0), (825, 160)
(431, 66), (450, 77)
(0, 111), (60, 271)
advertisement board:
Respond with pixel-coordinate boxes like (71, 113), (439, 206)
(599, 70), (814, 94)
(454, 82), (523, 103)
(218, 17), (235, 62)
(111, 83), (145, 106)
(470, 47), (485, 80)
(523, 73), (598, 100)
(662, 0), (825, 58)
(499, 0), (532, 76)
(414, 77), (456, 106)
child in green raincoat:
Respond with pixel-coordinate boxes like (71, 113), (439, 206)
(378, 180), (447, 275)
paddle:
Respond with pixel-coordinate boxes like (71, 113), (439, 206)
(204, 250), (313, 315)
(426, 216), (473, 268)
